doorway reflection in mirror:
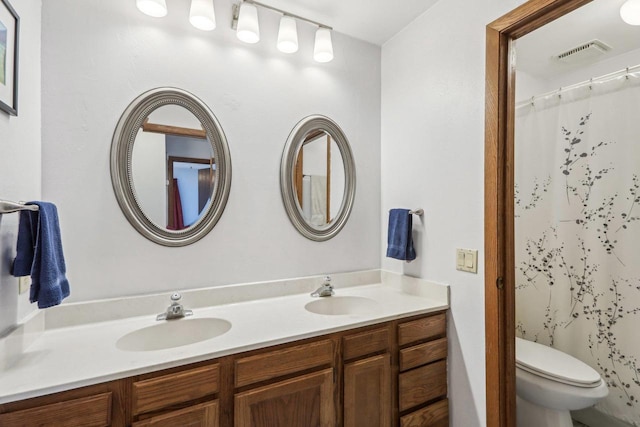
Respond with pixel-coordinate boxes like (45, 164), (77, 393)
(293, 130), (345, 228)
(131, 104), (215, 231)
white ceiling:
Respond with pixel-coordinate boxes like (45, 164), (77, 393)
(516, 0), (640, 79)
(254, 0), (441, 46)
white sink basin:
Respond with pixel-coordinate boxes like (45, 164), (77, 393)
(116, 317), (231, 352)
(305, 296), (380, 316)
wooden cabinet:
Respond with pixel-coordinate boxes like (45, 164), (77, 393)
(132, 364), (219, 416)
(0, 392), (112, 427)
(234, 338), (335, 427)
(341, 326), (392, 427)
(399, 360), (447, 412)
(397, 313), (449, 426)
(235, 340), (333, 388)
(398, 313), (446, 347)
(342, 327), (389, 360)
(400, 399), (449, 427)
(0, 310), (448, 427)
(235, 369), (334, 427)
(132, 401), (219, 427)
(0, 380), (127, 426)
(344, 354), (391, 427)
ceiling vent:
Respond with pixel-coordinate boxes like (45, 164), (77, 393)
(554, 40), (611, 64)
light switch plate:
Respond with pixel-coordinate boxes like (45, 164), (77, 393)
(18, 276), (30, 294)
(456, 249), (478, 273)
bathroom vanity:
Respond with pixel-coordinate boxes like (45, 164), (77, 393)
(0, 272), (449, 426)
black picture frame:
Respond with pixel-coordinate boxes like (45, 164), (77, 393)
(0, 0), (19, 116)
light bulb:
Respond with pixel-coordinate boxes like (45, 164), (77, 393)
(136, 0), (167, 18)
(621, 0), (640, 25)
(237, 2), (260, 44)
(190, 0), (216, 31)
(314, 27), (334, 63)
(277, 15), (298, 53)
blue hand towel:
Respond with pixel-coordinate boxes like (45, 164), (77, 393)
(12, 202), (70, 309)
(386, 209), (416, 261)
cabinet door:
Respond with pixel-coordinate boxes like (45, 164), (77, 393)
(132, 400), (218, 427)
(235, 368), (334, 427)
(344, 353), (391, 427)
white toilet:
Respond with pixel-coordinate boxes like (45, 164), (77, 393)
(516, 337), (609, 427)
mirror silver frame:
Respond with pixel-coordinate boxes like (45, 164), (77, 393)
(110, 87), (232, 246)
(280, 115), (356, 241)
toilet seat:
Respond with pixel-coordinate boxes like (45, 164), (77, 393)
(516, 337), (602, 388)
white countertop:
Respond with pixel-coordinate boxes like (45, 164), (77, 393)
(0, 271), (449, 404)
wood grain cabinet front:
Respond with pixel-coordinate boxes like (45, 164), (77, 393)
(397, 313), (449, 426)
(234, 368), (335, 427)
(0, 392), (113, 427)
(400, 399), (449, 427)
(132, 364), (219, 417)
(235, 340), (333, 388)
(1, 310), (449, 427)
(132, 400), (219, 427)
(344, 353), (391, 427)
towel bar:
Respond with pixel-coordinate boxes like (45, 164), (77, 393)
(0, 200), (39, 214)
(409, 209), (424, 216)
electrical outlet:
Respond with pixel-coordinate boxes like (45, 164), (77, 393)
(456, 249), (478, 273)
(18, 276), (30, 294)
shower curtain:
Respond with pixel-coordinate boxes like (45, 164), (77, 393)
(515, 72), (640, 425)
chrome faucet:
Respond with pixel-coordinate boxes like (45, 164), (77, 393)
(311, 276), (334, 298)
(156, 292), (193, 321)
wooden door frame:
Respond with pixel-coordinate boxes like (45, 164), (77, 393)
(484, 1), (592, 425)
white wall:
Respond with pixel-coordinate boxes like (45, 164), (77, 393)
(0, 0), (41, 335)
(381, 0), (527, 425)
(40, 0), (381, 302)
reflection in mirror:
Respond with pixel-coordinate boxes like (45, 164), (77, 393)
(293, 130), (345, 228)
(131, 105), (215, 230)
(280, 115), (355, 241)
(111, 88), (231, 247)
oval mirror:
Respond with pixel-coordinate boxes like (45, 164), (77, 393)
(280, 115), (355, 241)
(111, 88), (231, 246)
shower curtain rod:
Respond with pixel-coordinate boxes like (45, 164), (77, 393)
(516, 63), (640, 109)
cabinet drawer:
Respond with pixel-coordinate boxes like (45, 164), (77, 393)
(398, 360), (447, 412)
(235, 339), (333, 388)
(400, 398), (448, 427)
(133, 364), (219, 416)
(343, 327), (389, 361)
(132, 401), (218, 427)
(0, 392), (112, 427)
(400, 338), (447, 372)
(398, 313), (446, 347)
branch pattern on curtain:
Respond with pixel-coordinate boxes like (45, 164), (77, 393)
(515, 73), (640, 425)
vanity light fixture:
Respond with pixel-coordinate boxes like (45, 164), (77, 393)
(136, 0), (167, 17)
(189, 0), (216, 31)
(313, 27), (334, 63)
(621, 0), (640, 25)
(232, 0), (334, 62)
(277, 15), (298, 53)
(236, 2), (260, 43)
